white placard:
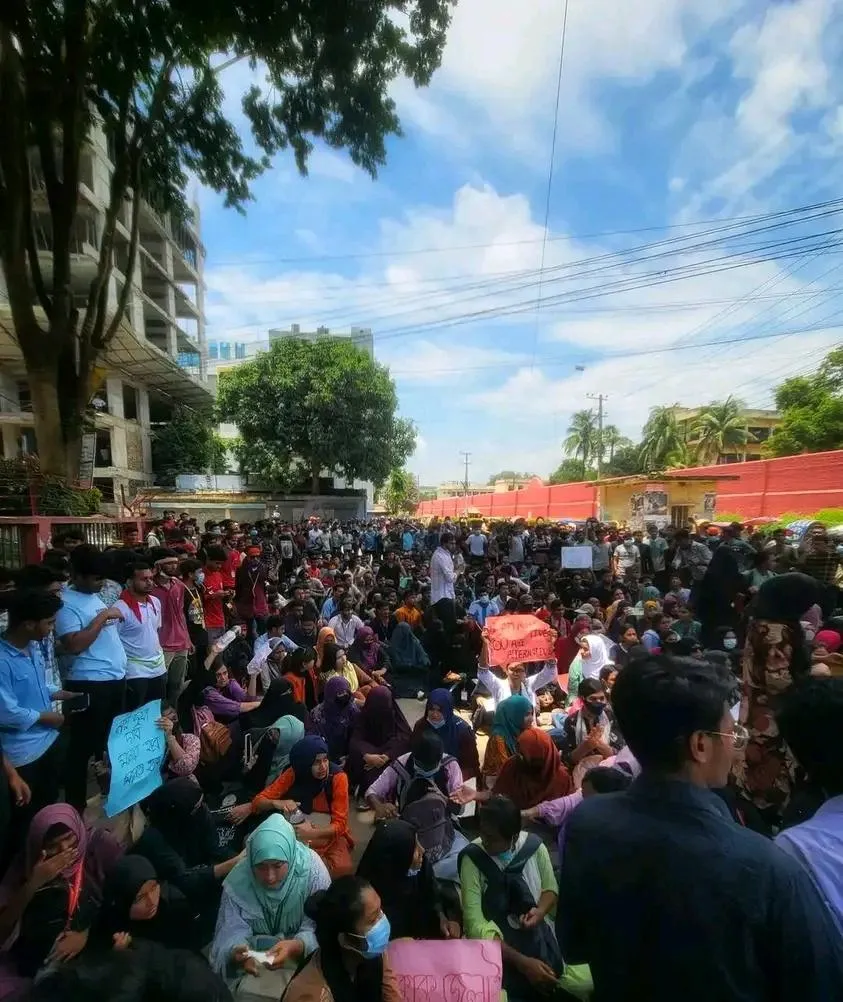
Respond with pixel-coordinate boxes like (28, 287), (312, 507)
(560, 545), (593, 570)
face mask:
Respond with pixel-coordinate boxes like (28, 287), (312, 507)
(588, 702), (607, 718)
(428, 716), (445, 730)
(803, 628), (816, 642)
(360, 913), (391, 959)
(335, 692), (352, 706)
(195, 570), (205, 586)
(414, 763), (440, 779)
(723, 638), (738, 650)
(407, 866), (421, 877)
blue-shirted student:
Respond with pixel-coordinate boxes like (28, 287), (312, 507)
(55, 546), (126, 813)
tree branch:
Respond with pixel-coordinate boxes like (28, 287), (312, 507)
(98, 150), (141, 349)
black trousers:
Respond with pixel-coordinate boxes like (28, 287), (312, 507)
(125, 673), (167, 712)
(64, 678), (126, 814)
(12, 737), (65, 853)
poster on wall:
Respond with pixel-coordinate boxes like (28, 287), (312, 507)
(703, 492), (717, 516)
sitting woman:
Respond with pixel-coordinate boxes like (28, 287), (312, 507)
(156, 707), (200, 779)
(346, 685), (412, 800)
(201, 660), (262, 723)
(0, 805), (122, 981)
(282, 875), (401, 1002)
(309, 676), (360, 762)
(387, 621), (431, 699)
(231, 736), (354, 878)
(133, 779), (243, 913)
(95, 855), (208, 953)
(459, 796), (571, 1002)
(320, 643), (376, 699)
(480, 694), (533, 786)
(264, 715), (307, 788)
(357, 819), (461, 941)
(412, 687), (480, 781)
(282, 647), (319, 710)
(349, 626), (390, 682)
(556, 678), (623, 787)
(492, 729), (573, 811)
(210, 815), (330, 995)
(364, 730), (469, 884)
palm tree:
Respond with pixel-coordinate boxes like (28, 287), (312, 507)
(639, 405), (684, 472)
(564, 409), (598, 477)
(692, 396), (752, 464)
(601, 424), (633, 464)
(665, 440), (701, 470)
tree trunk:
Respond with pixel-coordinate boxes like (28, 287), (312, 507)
(27, 365), (70, 478)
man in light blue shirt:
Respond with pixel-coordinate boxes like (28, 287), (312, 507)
(0, 590), (69, 842)
(776, 677), (843, 934)
(55, 546), (126, 813)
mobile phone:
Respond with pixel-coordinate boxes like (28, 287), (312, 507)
(63, 693), (90, 713)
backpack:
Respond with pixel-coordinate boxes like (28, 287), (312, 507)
(458, 835), (563, 999)
(192, 705), (233, 765)
(390, 755), (457, 863)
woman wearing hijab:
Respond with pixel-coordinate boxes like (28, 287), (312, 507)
(493, 728), (573, 810)
(481, 694), (533, 784)
(412, 687), (480, 781)
(264, 716), (306, 787)
(346, 686), (412, 798)
(236, 736), (353, 877)
(310, 676), (360, 761)
(356, 820), (460, 942)
(0, 804), (122, 981)
(319, 643), (374, 698)
(94, 855), (207, 953)
(349, 626), (390, 678)
(238, 677), (307, 735)
(283, 647), (319, 709)
(315, 627), (337, 672)
(387, 621), (431, 698)
(210, 815), (330, 995)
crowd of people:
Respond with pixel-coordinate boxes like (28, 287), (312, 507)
(0, 511), (842, 1001)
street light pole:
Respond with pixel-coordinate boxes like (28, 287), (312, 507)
(587, 393), (607, 481)
(460, 451), (471, 496)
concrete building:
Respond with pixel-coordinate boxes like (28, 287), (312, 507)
(670, 406), (781, 463)
(0, 121), (212, 508)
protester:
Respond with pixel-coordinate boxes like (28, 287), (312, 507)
(345, 686), (411, 798)
(412, 687), (480, 780)
(309, 676), (359, 761)
(557, 654), (843, 1000)
(115, 563), (167, 710)
(481, 694), (533, 782)
(493, 728), (573, 810)
(150, 549), (191, 709)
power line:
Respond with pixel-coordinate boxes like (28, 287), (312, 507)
(531, 0), (570, 372)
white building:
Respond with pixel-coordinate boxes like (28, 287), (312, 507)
(0, 121), (212, 508)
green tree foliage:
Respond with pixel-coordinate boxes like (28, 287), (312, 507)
(0, 1), (454, 477)
(600, 424), (632, 464)
(382, 468), (419, 515)
(691, 396), (750, 463)
(549, 458), (597, 484)
(602, 444), (645, 477)
(487, 470), (537, 484)
(767, 348), (843, 456)
(151, 405), (227, 484)
(563, 409), (598, 477)
(638, 405), (686, 471)
(216, 337), (415, 492)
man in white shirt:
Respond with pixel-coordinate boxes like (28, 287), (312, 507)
(467, 528), (488, 565)
(613, 534), (641, 582)
(328, 599), (365, 649)
(115, 563), (167, 710)
(431, 531), (458, 640)
(477, 635), (559, 711)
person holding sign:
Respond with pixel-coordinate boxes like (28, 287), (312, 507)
(477, 620), (559, 713)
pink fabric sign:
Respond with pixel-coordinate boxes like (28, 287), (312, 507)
(387, 940), (503, 1002)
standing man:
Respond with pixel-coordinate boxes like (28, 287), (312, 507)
(557, 655), (843, 1000)
(646, 524), (669, 593)
(0, 591), (69, 842)
(467, 524), (488, 568)
(55, 546), (127, 814)
(234, 545), (270, 641)
(150, 549), (190, 709)
(115, 563), (167, 710)
(612, 532), (641, 586)
(201, 546), (232, 646)
(431, 531), (457, 639)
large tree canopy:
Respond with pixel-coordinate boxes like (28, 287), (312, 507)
(216, 337), (416, 492)
(151, 404), (226, 485)
(381, 468), (419, 515)
(0, 0), (454, 477)
(766, 348), (843, 457)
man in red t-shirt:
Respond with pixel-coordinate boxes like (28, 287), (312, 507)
(202, 546), (232, 643)
(150, 549), (191, 707)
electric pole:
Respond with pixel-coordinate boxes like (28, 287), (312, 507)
(586, 393), (608, 481)
(459, 451), (472, 496)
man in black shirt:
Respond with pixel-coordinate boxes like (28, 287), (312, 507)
(557, 654), (843, 1002)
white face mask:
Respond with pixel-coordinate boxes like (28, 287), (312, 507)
(723, 638), (737, 650)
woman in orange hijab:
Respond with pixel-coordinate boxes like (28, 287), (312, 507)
(493, 728), (573, 810)
(315, 626), (336, 670)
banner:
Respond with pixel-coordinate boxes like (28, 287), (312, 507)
(484, 613), (554, 667)
(388, 940), (502, 1002)
(104, 699), (166, 817)
(559, 545), (593, 570)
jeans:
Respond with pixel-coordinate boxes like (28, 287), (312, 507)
(164, 650), (189, 709)
(64, 678), (126, 814)
(125, 673), (167, 712)
(11, 736), (64, 854)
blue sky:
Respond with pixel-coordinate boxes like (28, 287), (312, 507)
(197, 0), (843, 486)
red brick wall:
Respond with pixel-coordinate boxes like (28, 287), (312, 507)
(415, 450), (843, 520)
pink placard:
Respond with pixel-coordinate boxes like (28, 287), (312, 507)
(387, 940), (503, 1002)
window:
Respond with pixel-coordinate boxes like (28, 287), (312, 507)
(122, 383), (138, 420)
(18, 428), (37, 457)
(93, 477), (116, 502)
(16, 383), (32, 413)
(208, 341), (219, 360)
(235, 343), (247, 359)
(670, 505), (690, 528)
(219, 342), (231, 360)
(95, 430), (112, 466)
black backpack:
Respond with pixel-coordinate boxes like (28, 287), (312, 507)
(458, 835), (563, 999)
(389, 755), (457, 864)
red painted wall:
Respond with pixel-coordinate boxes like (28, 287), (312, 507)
(416, 450), (843, 520)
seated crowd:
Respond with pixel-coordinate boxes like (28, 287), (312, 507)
(0, 514), (842, 1001)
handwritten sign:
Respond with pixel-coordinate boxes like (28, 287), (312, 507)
(559, 545), (593, 570)
(388, 940), (502, 1002)
(485, 614), (554, 667)
(104, 700), (166, 817)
